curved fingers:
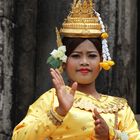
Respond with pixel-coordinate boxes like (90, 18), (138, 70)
(50, 68), (65, 86)
(55, 69), (65, 85)
(93, 108), (109, 139)
(70, 82), (78, 96)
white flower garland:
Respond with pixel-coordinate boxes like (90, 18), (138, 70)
(115, 130), (129, 140)
(50, 45), (67, 63)
(47, 45), (67, 71)
(94, 10), (112, 62)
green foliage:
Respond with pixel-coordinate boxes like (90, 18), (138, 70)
(47, 56), (62, 69)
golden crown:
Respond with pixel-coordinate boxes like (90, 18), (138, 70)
(54, 0), (115, 70)
(60, 0), (102, 38)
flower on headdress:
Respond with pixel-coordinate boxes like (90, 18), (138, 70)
(47, 45), (67, 69)
(101, 32), (109, 39)
(94, 10), (115, 70)
(100, 62), (111, 70)
(100, 60), (115, 70)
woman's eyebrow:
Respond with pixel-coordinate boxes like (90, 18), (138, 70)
(87, 51), (98, 53)
(72, 51), (98, 53)
(71, 51), (82, 54)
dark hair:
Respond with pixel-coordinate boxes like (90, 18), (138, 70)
(62, 37), (102, 57)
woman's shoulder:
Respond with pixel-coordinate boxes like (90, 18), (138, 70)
(42, 88), (56, 97)
(100, 94), (128, 113)
(105, 94), (127, 104)
(33, 88), (56, 104)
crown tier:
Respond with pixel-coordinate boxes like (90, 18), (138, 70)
(61, 17), (101, 38)
(60, 0), (102, 38)
(60, 28), (101, 38)
(66, 17), (99, 23)
(62, 23), (101, 29)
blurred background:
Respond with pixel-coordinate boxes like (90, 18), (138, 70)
(0, 0), (139, 139)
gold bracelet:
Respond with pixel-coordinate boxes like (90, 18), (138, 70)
(47, 110), (62, 126)
(51, 107), (64, 122)
(47, 107), (64, 126)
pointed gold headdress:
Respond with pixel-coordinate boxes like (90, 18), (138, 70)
(60, 0), (115, 70)
(60, 0), (102, 38)
(47, 0), (115, 71)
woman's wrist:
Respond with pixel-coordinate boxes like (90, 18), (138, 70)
(55, 106), (68, 116)
(47, 107), (65, 126)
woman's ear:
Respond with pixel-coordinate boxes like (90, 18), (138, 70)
(62, 63), (66, 70)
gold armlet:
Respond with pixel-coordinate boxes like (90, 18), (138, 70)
(47, 107), (64, 126)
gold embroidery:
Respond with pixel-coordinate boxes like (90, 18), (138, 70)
(65, 86), (127, 113)
(81, 126), (87, 131)
(73, 93), (126, 113)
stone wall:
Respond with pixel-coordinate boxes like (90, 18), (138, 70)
(0, 0), (14, 139)
(12, 0), (37, 125)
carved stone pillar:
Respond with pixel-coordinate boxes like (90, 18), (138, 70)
(13, 0), (37, 125)
(0, 0), (14, 139)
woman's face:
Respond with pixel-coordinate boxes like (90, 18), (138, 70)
(65, 39), (101, 85)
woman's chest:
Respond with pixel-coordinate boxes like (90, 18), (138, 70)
(50, 107), (116, 140)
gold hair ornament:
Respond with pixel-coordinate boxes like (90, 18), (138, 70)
(47, 28), (67, 73)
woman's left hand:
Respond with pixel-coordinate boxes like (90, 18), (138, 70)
(92, 108), (109, 140)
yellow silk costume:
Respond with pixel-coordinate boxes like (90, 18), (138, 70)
(12, 87), (140, 140)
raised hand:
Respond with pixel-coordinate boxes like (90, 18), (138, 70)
(92, 108), (109, 140)
(50, 68), (77, 116)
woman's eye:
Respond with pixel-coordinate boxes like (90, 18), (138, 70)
(89, 54), (97, 58)
(70, 54), (80, 58)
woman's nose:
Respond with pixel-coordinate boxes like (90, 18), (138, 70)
(80, 56), (89, 66)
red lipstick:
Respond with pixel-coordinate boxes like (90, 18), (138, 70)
(79, 68), (90, 74)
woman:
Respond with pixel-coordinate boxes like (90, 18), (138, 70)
(12, 0), (140, 139)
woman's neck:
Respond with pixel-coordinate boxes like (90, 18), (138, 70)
(76, 82), (100, 99)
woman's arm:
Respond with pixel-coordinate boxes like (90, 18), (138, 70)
(119, 104), (140, 139)
(12, 89), (64, 140)
(109, 102), (140, 140)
